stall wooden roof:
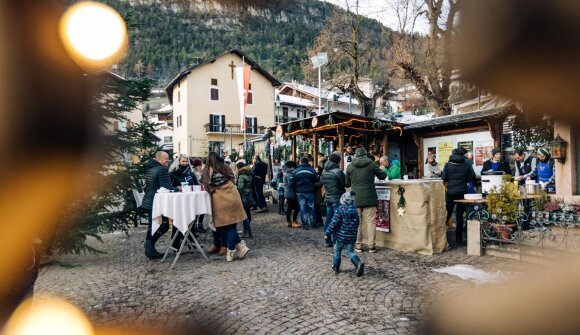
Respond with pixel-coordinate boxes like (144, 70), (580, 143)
(270, 111), (405, 139)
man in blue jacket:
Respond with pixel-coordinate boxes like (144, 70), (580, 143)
(292, 157), (320, 229)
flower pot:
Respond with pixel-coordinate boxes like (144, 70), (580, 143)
(493, 223), (516, 240)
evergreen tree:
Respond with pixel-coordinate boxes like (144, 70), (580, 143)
(49, 74), (159, 255)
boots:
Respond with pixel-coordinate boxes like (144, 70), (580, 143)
(144, 240), (163, 259)
(226, 249), (236, 262)
(219, 247), (227, 256)
(332, 264), (340, 274)
(236, 240), (250, 259)
(207, 246), (220, 254)
(353, 257), (365, 277)
(286, 221), (292, 228)
(292, 221), (301, 228)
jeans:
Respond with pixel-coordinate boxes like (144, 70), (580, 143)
(278, 194), (285, 214)
(333, 241), (361, 269)
(446, 194), (466, 242)
(297, 193), (315, 228)
(255, 178), (267, 208)
(213, 229), (223, 248)
(243, 204), (252, 234)
(325, 202), (339, 241)
(286, 197), (299, 222)
(216, 224), (241, 250)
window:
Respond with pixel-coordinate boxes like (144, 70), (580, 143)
(209, 114), (225, 132)
(282, 107), (288, 118)
(211, 78), (218, 86)
(247, 91), (253, 104)
(209, 141), (224, 155)
(164, 136), (172, 143)
(210, 88), (219, 101)
(245, 117), (258, 134)
(177, 90), (180, 103)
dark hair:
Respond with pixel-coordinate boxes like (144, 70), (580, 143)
(206, 152), (224, 170)
(284, 160), (296, 169)
(367, 154), (375, 161)
(236, 162), (245, 169)
(515, 149), (525, 156)
(329, 154), (341, 163)
(300, 157), (309, 164)
(254, 155), (261, 161)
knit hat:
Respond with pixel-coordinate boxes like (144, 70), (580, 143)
(332, 151), (341, 156)
(236, 159), (247, 165)
(340, 192), (356, 205)
(538, 147), (550, 157)
(329, 153), (341, 163)
(452, 148), (464, 156)
(355, 147), (367, 157)
(492, 147), (502, 156)
(191, 158), (202, 167)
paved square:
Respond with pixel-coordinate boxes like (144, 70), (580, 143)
(36, 207), (531, 334)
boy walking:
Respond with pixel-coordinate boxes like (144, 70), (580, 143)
(325, 192), (364, 277)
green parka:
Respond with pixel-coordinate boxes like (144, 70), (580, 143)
(346, 155), (387, 208)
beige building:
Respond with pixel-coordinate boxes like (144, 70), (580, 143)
(165, 49), (281, 158)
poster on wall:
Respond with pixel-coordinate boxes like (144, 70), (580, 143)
(437, 141), (454, 164)
(427, 147), (437, 156)
(474, 140), (494, 166)
(458, 141), (473, 155)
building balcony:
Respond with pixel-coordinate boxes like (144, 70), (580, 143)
(204, 123), (264, 135)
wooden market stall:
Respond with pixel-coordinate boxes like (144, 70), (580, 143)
(270, 111), (406, 168)
(404, 105), (519, 178)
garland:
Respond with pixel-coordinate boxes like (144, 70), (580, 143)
(397, 185), (406, 216)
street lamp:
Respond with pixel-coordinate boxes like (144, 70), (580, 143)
(311, 52), (328, 115)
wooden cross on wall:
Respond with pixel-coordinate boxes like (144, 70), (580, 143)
(229, 61), (236, 79)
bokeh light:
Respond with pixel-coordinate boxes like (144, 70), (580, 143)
(59, 1), (127, 70)
(4, 296), (94, 335)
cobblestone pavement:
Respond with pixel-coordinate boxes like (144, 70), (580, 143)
(36, 206), (535, 334)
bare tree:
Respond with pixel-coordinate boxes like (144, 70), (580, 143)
(303, 1), (392, 118)
(390, 0), (460, 116)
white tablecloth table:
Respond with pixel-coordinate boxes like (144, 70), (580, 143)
(151, 191), (212, 234)
(151, 191), (212, 268)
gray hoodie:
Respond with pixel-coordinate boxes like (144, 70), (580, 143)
(321, 160), (346, 204)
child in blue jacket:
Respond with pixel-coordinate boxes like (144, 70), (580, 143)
(325, 192), (364, 276)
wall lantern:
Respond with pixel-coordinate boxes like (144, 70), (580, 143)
(550, 134), (567, 163)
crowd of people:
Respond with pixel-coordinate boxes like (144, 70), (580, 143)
(141, 144), (555, 271)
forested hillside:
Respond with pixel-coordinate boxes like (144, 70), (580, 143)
(88, 0), (388, 86)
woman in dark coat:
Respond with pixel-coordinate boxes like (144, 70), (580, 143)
(169, 154), (198, 187)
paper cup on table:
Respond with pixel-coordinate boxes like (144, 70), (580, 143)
(192, 185), (201, 192)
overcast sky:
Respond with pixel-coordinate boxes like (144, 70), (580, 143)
(321, 0), (429, 34)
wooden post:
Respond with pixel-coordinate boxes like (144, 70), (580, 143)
(291, 136), (297, 163)
(338, 127), (345, 170)
(313, 132), (318, 168)
(382, 132), (388, 157)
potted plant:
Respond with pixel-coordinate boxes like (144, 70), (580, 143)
(486, 175), (519, 240)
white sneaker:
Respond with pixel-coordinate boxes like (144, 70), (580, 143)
(236, 240), (250, 259)
(226, 249), (236, 262)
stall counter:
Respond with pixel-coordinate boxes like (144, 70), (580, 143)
(373, 179), (447, 255)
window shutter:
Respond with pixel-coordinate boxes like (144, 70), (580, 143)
(253, 117), (258, 134)
(221, 115), (226, 132)
(209, 114), (213, 130)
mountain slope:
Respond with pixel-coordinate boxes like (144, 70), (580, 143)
(95, 0), (387, 86)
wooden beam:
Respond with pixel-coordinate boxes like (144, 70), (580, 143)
(291, 137), (297, 162)
(382, 132), (388, 157)
(313, 132), (318, 168)
(415, 125), (488, 139)
(339, 127), (345, 170)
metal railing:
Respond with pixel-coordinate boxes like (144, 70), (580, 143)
(204, 123), (263, 134)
